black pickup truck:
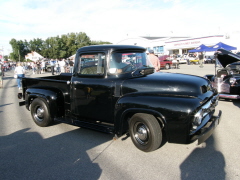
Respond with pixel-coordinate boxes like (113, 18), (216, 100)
(18, 45), (221, 152)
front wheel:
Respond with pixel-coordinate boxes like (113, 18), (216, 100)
(129, 113), (162, 152)
(165, 63), (170, 70)
(31, 98), (52, 127)
(46, 67), (51, 72)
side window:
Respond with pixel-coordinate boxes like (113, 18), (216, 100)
(77, 53), (105, 75)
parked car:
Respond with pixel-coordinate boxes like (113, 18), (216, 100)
(45, 62), (52, 72)
(158, 55), (172, 69)
(18, 45), (221, 152)
(204, 56), (215, 64)
(176, 54), (187, 64)
(45, 61), (57, 72)
(204, 49), (240, 100)
(190, 59), (199, 65)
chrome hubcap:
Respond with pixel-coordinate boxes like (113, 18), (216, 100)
(34, 107), (44, 122)
(134, 123), (149, 145)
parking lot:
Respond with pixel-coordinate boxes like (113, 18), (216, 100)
(0, 64), (239, 180)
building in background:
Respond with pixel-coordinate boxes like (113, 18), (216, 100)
(117, 33), (239, 56)
(25, 51), (43, 61)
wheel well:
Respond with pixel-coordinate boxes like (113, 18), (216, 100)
(121, 112), (165, 135)
(28, 96), (60, 119)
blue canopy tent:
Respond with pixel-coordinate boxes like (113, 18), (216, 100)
(207, 42), (237, 51)
(189, 44), (211, 52)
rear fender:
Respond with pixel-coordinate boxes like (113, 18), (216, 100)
(25, 88), (64, 118)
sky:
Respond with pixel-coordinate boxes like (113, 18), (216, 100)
(0, 0), (239, 56)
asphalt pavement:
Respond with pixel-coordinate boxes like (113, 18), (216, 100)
(0, 64), (239, 180)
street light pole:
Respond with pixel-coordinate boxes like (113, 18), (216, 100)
(18, 49), (20, 62)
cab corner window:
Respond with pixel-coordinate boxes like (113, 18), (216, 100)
(78, 53), (105, 75)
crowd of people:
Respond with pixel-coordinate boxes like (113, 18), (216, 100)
(48, 59), (74, 75)
(0, 58), (74, 90)
(19, 58), (74, 75)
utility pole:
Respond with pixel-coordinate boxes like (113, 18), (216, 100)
(18, 49), (20, 62)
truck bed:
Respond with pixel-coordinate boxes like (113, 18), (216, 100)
(21, 73), (72, 102)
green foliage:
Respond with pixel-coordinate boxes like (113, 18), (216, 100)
(9, 38), (27, 61)
(9, 32), (112, 61)
(3, 55), (8, 60)
(91, 41), (112, 45)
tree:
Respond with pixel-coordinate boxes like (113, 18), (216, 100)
(9, 32), (113, 60)
(3, 55), (8, 60)
(9, 39), (27, 61)
(29, 38), (44, 53)
(91, 40), (112, 45)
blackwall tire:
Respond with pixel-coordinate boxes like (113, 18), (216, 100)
(129, 113), (162, 152)
(165, 64), (170, 70)
(31, 98), (52, 127)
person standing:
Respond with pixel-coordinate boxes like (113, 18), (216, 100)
(198, 52), (204, 68)
(69, 59), (74, 73)
(148, 49), (160, 72)
(0, 64), (4, 88)
(32, 62), (36, 74)
(55, 60), (60, 75)
(36, 60), (41, 74)
(186, 53), (190, 65)
(14, 62), (25, 90)
(41, 60), (45, 73)
(59, 59), (66, 73)
(50, 59), (55, 75)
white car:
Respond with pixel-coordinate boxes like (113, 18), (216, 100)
(176, 55), (187, 64)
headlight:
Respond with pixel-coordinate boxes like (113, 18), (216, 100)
(230, 77), (236, 84)
(193, 109), (203, 126)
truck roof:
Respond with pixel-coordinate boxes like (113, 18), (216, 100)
(76, 45), (146, 53)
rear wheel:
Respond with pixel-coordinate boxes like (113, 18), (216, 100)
(129, 113), (162, 152)
(31, 98), (52, 127)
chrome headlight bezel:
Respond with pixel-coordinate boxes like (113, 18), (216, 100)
(193, 109), (203, 126)
(229, 77), (236, 84)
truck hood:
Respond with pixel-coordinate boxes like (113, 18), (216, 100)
(121, 72), (214, 99)
(216, 49), (240, 68)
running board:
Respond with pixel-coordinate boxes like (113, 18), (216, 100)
(74, 120), (115, 134)
(54, 117), (115, 134)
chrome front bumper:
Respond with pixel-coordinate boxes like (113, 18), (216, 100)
(219, 94), (240, 99)
(190, 110), (222, 145)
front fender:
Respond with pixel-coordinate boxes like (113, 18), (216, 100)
(114, 94), (201, 143)
(25, 88), (64, 118)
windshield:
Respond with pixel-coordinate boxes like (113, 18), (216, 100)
(109, 52), (153, 74)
